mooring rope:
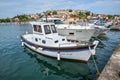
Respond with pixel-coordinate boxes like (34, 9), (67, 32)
(89, 46), (100, 77)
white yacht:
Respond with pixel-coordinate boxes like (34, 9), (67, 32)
(41, 18), (95, 42)
(88, 18), (113, 37)
(21, 22), (99, 62)
(56, 24), (95, 42)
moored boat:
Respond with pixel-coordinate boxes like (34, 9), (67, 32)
(21, 22), (99, 62)
(110, 19), (120, 31)
(88, 17), (113, 37)
(41, 18), (95, 42)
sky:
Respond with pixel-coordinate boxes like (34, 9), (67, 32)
(0, 0), (120, 18)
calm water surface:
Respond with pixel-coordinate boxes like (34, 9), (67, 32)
(0, 24), (120, 80)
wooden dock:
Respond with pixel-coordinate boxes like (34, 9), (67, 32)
(98, 41), (120, 80)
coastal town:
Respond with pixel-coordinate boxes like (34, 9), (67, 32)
(0, 9), (119, 24)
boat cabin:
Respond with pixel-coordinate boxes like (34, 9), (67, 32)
(30, 22), (57, 35)
(29, 22), (68, 47)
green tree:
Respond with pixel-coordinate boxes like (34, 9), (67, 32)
(5, 18), (10, 22)
(69, 9), (72, 12)
(14, 14), (29, 22)
(85, 11), (90, 16)
(38, 14), (43, 18)
(52, 11), (57, 15)
(47, 11), (51, 16)
(76, 12), (87, 19)
(0, 18), (10, 23)
(108, 15), (114, 20)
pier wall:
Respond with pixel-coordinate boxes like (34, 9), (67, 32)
(98, 41), (120, 80)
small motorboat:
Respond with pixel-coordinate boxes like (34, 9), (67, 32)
(21, 22), (99, 62)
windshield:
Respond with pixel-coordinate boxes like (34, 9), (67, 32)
(88, 18), (103, 23)
(51, 25), (57, 33)
(54, 20), (64, 24)
(44, 25), (51, 34)
(95, 20), (106, 26)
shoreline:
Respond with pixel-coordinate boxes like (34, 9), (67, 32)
(0, 22), (29, 25)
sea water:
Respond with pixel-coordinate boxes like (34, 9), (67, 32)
(0, 24), (120, 80)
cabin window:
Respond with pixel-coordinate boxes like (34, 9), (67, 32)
(49, 20), (53, 23)
(44, 25), (51, 34)
(33, 25), (37, 31)
(42, 40), (46, 44)
(69, 33), (74, 35)
(35, 38), (38, 42)
(62, 39), (65, 41)
(33, 25), (42, 33)
(54, 40), (58, 43)
(43, 20), (46, 22)
(51, 25), (57, 33)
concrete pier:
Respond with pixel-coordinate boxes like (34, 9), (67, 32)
(98, 41), (120, 80)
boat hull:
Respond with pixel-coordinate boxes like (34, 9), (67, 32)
(110, 25), (120, 31)
(22, 41), (92, 62)
(92, 27), (110, 37)
(57, 28), (95, 42)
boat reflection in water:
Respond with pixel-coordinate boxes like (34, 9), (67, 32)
(23, 47), (90, 79)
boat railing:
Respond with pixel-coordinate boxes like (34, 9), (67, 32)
(68, 21), (89, 26)
(78, 22), (89, 26)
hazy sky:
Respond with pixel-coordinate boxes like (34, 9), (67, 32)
(0, 0), (120, 18)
